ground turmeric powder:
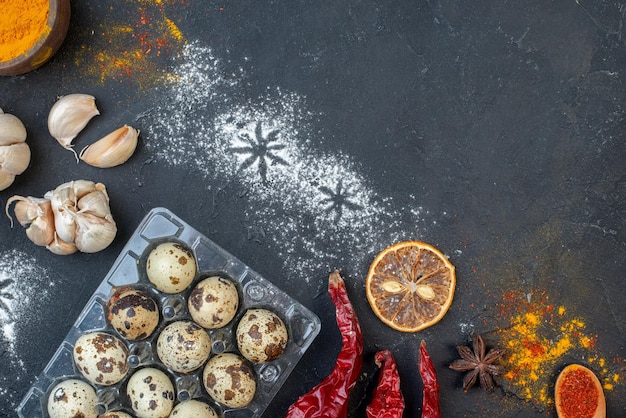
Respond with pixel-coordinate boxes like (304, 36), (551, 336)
(496, 290), (623, 407)
(0, 0), (50, 62)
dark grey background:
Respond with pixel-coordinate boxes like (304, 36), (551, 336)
(1, 1), (624, 417)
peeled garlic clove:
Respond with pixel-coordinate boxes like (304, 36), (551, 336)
(73, 212), (117, 253)
(47, 232), (78, 255)
(77, 190), (111, 218)
(0, 109), (27, 145)
(48, 94), (100, 152)
(80, 125), (139, 168)
(0, 142), (31, 174)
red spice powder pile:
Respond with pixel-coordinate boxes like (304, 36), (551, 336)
(557, 368), (598, 418)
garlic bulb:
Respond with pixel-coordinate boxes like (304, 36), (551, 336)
(80, 125), (139, 168)
(48, 94), (100, 156)
(0, 108), (31, 191)
(6, 180), (117, 255)
(45, 180), (117, 253)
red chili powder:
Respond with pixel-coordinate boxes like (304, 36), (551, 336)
(522, 338), (546, 357)
(557, 369), (598, 417)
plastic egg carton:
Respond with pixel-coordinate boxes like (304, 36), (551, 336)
(17, 207), (321, 418)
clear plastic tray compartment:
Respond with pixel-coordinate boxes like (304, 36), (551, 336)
(18, 207), (321, 418)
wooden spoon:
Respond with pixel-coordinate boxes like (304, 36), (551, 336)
(555, 364), (606, 418)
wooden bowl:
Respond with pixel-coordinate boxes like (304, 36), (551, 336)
(0, 0), (71, 76)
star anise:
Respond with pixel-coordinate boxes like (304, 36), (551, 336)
(449, 334), (505, 392)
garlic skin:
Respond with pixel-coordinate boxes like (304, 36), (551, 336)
(0, 169), (15, 191)
(77, 190), (112, 218)
(0, 142), (31, 174)
(46, 183), (78, 244)
(73, 211), (117, 253)
(0, 108), (27, 145)
(5, 196), (55, 247)
(47, 232), (78, 255)
(80, 125), (139, 168)
(6, 180), (117, 255)
(0, 109), (31, 191)
(47, 94), (100, 153)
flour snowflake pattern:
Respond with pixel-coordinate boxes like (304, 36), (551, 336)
(229, 121), (289, 183)
(319, 180), (363, 224)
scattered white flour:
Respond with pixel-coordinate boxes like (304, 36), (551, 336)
(0, 249), (54, 410)
(458, 321), (475, 336)
(144, 42), (436, 280)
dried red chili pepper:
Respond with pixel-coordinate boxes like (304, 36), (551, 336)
(419, 340), (440, 418)
(285, 270), (364, 418)
(366, 350), (405, 418)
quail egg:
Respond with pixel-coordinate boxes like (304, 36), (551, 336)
(127, 367), (175, 418)
(203, 353), (256, 408)
(169, 399), (219, 417)
(236, 308), (288, 363)
(73, 331), (129, 386)
(146, 242), (197, 293)
(99, 412), (134, 418)
(47, 379), (98, 418)
(108, 287), (160, 340)
(188, 276), (239, 329)
(156, 320), (211, 373)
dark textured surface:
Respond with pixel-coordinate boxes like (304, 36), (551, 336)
(1, 1), (624, 417)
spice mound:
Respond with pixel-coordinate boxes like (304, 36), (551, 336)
(555, 364), (606, 418)
(0, 0), (50, 62)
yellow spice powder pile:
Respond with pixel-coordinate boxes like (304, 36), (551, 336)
(496, 290), (622, 407)
(0, 0), (50, 62)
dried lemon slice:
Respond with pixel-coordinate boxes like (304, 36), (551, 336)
(366, 240), (455, 332)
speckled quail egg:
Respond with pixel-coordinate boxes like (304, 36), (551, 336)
(73, 331), (129, 386)
(169, 399), (219, 417)
(236, 308), (288, 363)
(156, 320), (211, 373)
(47, 379), (98, 418)
(146, 242), (197, 293)
(99, 412), (134, 418)
(188, 276), (239, 329)
(203, 353), (256, 409)
(127, 367), (175, 418)
(108, 287), (160, 340)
